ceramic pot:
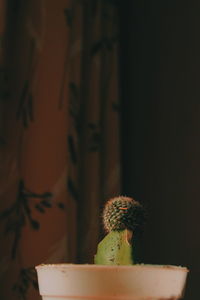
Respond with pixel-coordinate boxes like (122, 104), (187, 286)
(35, 264), (188, 300)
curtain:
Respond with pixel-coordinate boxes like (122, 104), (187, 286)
(0, 0), (121, 299)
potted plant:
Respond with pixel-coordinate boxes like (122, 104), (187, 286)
(36, 197), (188, 300)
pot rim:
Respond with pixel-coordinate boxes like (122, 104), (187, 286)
(35, 263), (188, 272)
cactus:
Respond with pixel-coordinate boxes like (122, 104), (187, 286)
(94, 196), (145, 265)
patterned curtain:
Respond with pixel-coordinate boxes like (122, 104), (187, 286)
(0, 0), (121, 299)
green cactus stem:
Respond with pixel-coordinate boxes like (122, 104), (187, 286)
(94, 229), (133, 265)
(94, 196), (145, 265)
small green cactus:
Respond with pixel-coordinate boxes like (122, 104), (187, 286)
(94, 196), (145, 265)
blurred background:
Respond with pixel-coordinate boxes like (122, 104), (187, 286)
(121, 1), (200, 299)
(0, 0), (199, 299)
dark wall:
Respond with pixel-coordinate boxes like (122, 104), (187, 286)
(120, 1), (200, 299)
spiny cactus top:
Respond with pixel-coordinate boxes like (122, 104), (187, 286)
(103, 196), (145, 233)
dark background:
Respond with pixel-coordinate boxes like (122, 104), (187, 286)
(120, 1), (200, 299)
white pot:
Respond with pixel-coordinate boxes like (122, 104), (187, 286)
(36, 264), (188, 300)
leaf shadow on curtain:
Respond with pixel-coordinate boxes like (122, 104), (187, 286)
(0, 0), (121, 299)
